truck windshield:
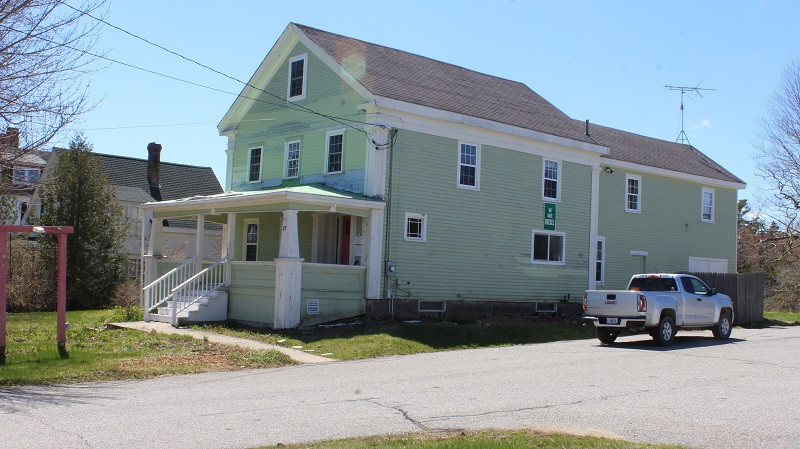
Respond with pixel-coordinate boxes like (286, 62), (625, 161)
(629, 277), (678, 292)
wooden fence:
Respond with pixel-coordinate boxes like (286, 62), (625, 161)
(686, 272), (765, 326)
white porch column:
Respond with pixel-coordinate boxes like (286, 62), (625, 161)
(274, 210), (303, 329)
(195, 214), (205, 273)
(224, 212), (236, 285)
(364, 208), (385, 299)
(588, 165), (601, 290)
(310, 213), (321, 263)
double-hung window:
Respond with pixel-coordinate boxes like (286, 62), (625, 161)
(248, 147), (262, 183)
(285, 140), (300, 179)
(325, 130), (344, 174)
(458, 142), (479, 189)
(244, 219), (259, 261)
(404, 212), (427, 242)
(543, 159), (560, 201)
(287, 54), (307, 100)
(625, 174), (641, 213)
(531, 230), (565, 264)
(595, 237), (605, 284)
(702, 187), (715, 222)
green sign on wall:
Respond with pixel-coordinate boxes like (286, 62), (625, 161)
(544, 203), (556, 230)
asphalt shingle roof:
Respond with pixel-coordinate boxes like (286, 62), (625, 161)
(295, 24), (743, 185)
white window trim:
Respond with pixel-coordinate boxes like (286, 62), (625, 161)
(542, 158), (561, 202)
(456, 141), (480, 190)
(247, 147), (262, 183)
(324, 129), (345, 175)
(404, 212), (427, 242)
(243, 218), (260, 261)
(531, 229), (566, 265)
(625, 174), (642, 213)
(702, 187), (715, 223)
(596, 236), (605, 285)
(284, 140), (301, 179)
(287, 53), (308, 101)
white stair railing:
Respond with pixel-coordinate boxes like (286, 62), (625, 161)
(143, 256), (199, 318)
(170, 256), (229, 327)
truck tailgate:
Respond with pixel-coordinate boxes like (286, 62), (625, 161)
(584, 290), (641, 317)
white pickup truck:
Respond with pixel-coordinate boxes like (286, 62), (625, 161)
(583, 274), (734, 346)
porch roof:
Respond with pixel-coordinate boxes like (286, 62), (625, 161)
(142, 183), (385, 218)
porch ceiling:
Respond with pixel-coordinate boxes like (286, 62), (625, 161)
(143, 184), (385, 218)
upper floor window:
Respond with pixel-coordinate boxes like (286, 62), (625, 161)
(285, 141), (300, 179)
(626, 174), (641, 213)
(287, 54), (308, 101)
(532, 230), (565, 264)
(404, 212), (427, 242)
(543, 159), (560, 201)
(458, 142), (479, 189)
(13, 167), (40, 184)
(325, 129), (344, 174)
(702, 187), (714, 222)
(248, 147), (262, 183)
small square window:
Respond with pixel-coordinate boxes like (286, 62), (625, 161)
(404, 212), (427, 242)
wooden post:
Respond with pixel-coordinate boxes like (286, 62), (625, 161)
(0, 232), (7, 365)
(57, 232), (67, 354)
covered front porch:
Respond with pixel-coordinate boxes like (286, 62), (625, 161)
(141, 185), (386, 328)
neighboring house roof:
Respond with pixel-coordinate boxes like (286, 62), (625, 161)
(114, 185), (156, 204)
(294, 24), (596, 147)
(94, 153), (223, 200)
(585, 122), (744, 184)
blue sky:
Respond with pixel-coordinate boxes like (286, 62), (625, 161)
(61, 0), (800, 205)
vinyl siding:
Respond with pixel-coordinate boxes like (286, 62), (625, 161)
(597, 170), (738, 289)
(228, 262), (276, 324)
(230, 42), (369, 193)
(383, 129), (592, 302)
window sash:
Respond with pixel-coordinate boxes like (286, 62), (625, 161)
(626, 177), (640, 212)
(404, 212), (427, 242)
(245, 223), (258, 261)
(458, 143), (478, 188)
(327, 133), (343, 173)
(532, 232), (564, 263)
(289, 59), (305, 98)
(248, 148), (262, 182)
(286, 141), (300, 178)
(702, 189), (714, 221)
(595, 238), (605, 284)
(543, 160), (559, 199)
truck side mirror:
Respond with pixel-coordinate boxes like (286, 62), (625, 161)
(708, 288), (717, 296)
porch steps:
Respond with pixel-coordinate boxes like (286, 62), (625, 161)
(151, 290), (229, 324)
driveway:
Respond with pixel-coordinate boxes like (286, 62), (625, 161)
(1, 326), (798, 449)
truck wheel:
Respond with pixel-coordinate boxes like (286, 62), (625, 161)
(654, 316), (676, 346)
(712, 311), (732, 340)
(596, 328), (618, 344)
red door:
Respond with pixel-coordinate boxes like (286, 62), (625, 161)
(339, 216), (351, 265)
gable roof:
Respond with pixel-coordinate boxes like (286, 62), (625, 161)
(294, 24), (597, 147)
(583, 122), (744, 184)
(94, 153), (223, 201)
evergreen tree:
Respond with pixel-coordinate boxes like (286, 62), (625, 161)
(39, 135), (126, 310)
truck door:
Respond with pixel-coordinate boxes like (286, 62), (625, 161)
(680, 277), (716, 325)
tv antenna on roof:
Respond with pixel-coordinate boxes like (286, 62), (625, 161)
(664, 84), (715, 145)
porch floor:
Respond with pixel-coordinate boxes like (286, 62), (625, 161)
(108, 321), (335, 364)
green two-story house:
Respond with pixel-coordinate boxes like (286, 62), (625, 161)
(141, 23), (744, 328)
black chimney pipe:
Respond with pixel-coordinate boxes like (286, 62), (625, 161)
(147, 142), (163, 201)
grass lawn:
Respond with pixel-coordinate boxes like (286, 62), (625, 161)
(0, 309), (295, 387)
(261, 429), (687, 449)
(195, 316), (596, 360)
(763, 311), (800, 324)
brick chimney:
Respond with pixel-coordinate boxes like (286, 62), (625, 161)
(0, 127), (20, 148)
(147, 142), (163, 201)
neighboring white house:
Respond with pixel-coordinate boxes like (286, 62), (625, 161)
(0, 128), (47, 226)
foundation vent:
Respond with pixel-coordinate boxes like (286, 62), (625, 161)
(418, 301), (446, 312)
(306, 299), (320, 315)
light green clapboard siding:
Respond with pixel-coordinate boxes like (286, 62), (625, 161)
(301, 264), (366, 326)
(597, 169), (738, 289)
(228, 262), (276, 324)
(230, 41), (369, 191)
(383, 130), (593, 302)
(230, 211), (323, 262)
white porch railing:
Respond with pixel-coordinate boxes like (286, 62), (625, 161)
(170, 256), (229, 326)
(143, 255), (199, 318)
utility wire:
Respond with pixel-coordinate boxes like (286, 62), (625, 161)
(56, 1), (384, 140)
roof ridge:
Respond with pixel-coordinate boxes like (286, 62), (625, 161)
(54, 148), (216, 170)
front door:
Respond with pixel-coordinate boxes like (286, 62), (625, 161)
(339, 215), (351, 265)
(630, 255), (646, 277)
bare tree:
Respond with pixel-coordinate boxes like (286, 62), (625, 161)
(0, 0), (106, 222)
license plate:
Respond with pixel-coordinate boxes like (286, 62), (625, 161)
(606, 317), (619, 325)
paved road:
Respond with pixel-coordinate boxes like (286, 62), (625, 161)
(1, 326), (798, 449)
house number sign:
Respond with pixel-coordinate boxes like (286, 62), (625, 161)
(544, 203), (556, 230)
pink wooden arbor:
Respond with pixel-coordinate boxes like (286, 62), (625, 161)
(0, 225), (73, 364)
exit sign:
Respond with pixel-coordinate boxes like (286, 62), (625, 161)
(544, 203), (556, 230)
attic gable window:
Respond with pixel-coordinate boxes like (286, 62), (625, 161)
(248, 147), (262, 183)
(288, 54), (308, 101)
